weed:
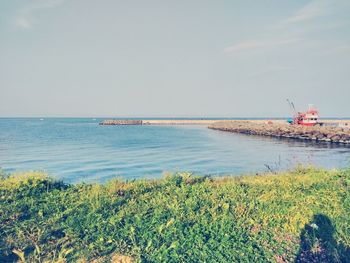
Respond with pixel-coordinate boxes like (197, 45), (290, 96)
(0, 168), (349, 262)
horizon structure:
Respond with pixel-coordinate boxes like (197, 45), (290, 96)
(1, 0), (350, 118)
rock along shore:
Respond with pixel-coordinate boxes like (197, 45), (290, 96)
(208, 121), (350, 144)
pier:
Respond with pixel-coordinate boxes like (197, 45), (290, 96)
(99, 119), (220, 125)
(99, 120), (143, 125)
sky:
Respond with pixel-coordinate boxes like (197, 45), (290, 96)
(1, 0), (350, 118)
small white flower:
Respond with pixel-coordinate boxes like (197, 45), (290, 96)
(310, 223), (319, 230)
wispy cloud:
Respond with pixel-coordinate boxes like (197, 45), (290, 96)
(281, 0), (350, 26)
(224, 38), (300, 53)
(14, 0), (66, 29)
(270, 0), (350, 55)
(282, 0), (329, 24)
(248, 66), (293, 78)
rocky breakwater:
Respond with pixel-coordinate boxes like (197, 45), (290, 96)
(99, 120), (143, 125)
(208, 121), (350, 144)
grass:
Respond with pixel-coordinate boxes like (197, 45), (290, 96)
(0, 167), (350, 262)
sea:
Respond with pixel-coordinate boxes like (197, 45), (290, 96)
(0, 118), (349, 183)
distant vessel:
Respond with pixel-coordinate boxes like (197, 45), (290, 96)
(287, 100), (319, 126)
(293, 105), (319, 126)
(40, 118), (44, 121)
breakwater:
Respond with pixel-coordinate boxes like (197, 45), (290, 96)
(99, 119), (219, 125)
(209, 121), (350, 144)
(99, 120), (143, 125)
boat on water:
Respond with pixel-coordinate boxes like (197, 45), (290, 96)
(287, 100), (319, 126)
(293, 105), (319, 126)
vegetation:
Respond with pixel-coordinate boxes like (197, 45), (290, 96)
(1, 167), (350, 262)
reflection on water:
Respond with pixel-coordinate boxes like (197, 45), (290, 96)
(0, 118), (349, 183)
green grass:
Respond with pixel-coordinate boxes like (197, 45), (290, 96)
(1, 167), (350, 262)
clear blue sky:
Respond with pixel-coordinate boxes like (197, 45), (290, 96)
(1, 0), (349, 117)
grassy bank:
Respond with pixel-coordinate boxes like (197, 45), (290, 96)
(1, 168), (350, 262)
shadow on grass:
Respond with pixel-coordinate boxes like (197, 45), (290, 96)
(295, 214), (350, 263)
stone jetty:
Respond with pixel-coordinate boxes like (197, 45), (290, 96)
(209, 121), (350, 144)
(99, 120), (143, 125)
(99, 119), (219, 125)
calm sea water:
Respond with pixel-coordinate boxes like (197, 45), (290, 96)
(0, 118), (349, 183)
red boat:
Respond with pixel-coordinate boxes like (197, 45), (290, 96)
(287, 100), (319, 126)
